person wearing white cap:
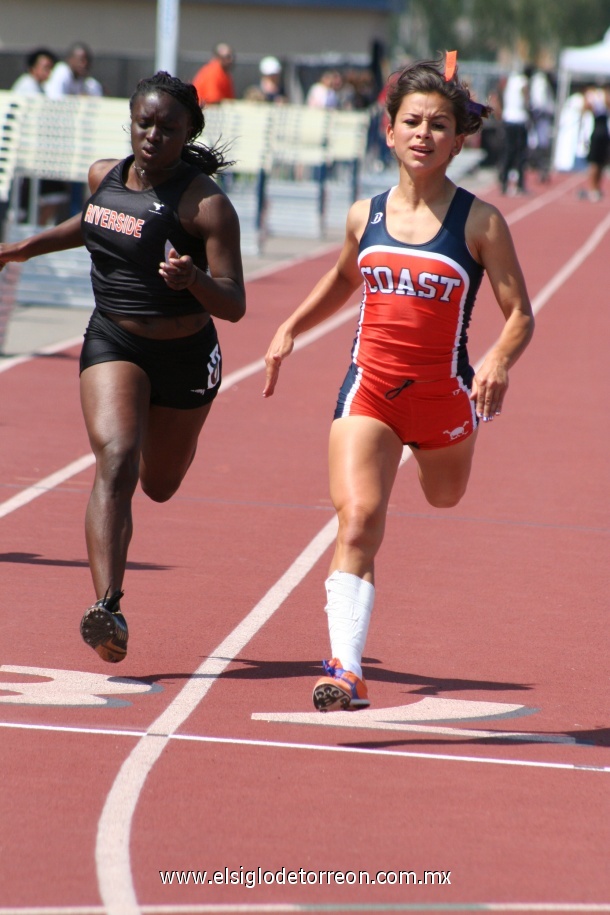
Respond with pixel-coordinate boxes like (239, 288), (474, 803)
(258, 56), (286, 103)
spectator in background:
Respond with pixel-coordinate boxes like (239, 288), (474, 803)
(258, 57), (286, 103)
(306, 69), (343, 109)
(192, 43), (236, 106)
(11, 48), (56, 96)
(578, 85), (610, 202)
(498, 65), (530, 195)
(45, 42), (103, 98)
(369, 69), (400, 170)
(11, 48), (67, 225)
(44, 42), (103, 216)
(553, 88), (588, 173)
(341, 68), (377, 111)
(527, 67), (555, 183)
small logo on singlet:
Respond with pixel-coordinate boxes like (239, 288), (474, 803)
(149, 202), (165, 215)
(371, 212), (383, 224)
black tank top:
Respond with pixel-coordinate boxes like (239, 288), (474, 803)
(81, 156), (207, 317)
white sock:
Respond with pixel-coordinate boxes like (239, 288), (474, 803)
(324, 570), (375, 680)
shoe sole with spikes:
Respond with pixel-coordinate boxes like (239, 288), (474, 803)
(80, 590), (128, 663)
(312, 677), (370, 712)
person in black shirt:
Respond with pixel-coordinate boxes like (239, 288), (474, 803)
(0, 72), (245, 663)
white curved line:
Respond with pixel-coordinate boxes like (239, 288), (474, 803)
(96, 518), (338, 914)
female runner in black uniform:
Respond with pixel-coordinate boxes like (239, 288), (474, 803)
(0, 72), (245, 662)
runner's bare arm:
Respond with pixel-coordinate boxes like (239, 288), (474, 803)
(263, 199), (367, 397)
(159, 182), (245, 323)
(468, 200), (534, 419)
(0, 215), (84, 270)
(0, 158), (118, 271)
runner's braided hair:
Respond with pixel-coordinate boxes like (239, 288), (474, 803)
(385, 57), (492, 136)
(129, 71), (233, 175)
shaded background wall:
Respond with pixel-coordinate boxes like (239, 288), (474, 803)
(0, 0), (397, 99)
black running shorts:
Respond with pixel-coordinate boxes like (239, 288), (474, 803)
(80, 308), (222, 409)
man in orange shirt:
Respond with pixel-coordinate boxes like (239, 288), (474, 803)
(192, 43), (236, 105)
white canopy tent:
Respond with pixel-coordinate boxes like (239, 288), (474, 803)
(554, 28), (610, 170)
(559, 28), (610, 75)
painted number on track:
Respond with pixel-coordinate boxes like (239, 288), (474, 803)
(0, 665), (160, 707)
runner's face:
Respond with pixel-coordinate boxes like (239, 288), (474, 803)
(387, 91), (464, 168)
(130, 91), (192, 173)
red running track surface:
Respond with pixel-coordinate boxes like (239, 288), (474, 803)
(0, 171), (608, 914)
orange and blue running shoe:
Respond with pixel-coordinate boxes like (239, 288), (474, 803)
(312, 658), (370, 711)
(80, 589), (127, 663)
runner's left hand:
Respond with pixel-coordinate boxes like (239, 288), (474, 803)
(159, 248), (197, 290)
(470, 358), (509, 422)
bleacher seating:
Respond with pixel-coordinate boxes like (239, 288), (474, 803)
(325, 108), (372, 230)
(0, 92), (26, 205)
(265, 105), (330, 238)
(203, 101), (274, 255)
(1, 95), (131, 309)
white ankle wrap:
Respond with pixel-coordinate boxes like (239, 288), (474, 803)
(324, 570), (375, 680)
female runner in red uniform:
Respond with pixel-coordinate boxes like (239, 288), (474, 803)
(263, 54), (534, 711)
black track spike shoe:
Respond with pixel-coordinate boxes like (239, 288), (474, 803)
(80, 589), (128, 663)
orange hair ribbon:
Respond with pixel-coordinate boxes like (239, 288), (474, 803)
(444, 50), (457, 81)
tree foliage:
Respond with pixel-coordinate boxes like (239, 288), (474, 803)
(407, 0), (610, 61)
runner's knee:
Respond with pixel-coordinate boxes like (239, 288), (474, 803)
(421, 478), (467, 508)
(95, 442), (140, 498)
(336, 501), (386, 558)
(140, 475), (181, 503)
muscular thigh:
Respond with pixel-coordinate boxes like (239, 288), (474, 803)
(329, 415), (404, 518)
(80, 360), (151, 454)
(141, 401), (212, 484)
(409, 426), (478, 507)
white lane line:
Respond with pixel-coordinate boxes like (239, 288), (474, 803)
(0, 454), (95, 519)
(206, 303), (359, 389)
(529, 209), (610, 316)
(245, 240), (343, 283)
(0, 334), (84, 374)
(0, 721), (143, 737)
(503, 172), (583, 226)
(1, 720), (608, 773)
(1, 904), (610, 914)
